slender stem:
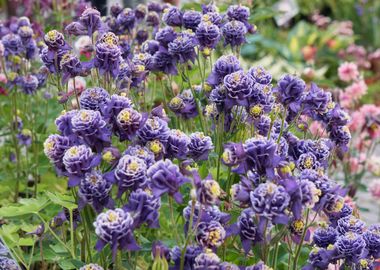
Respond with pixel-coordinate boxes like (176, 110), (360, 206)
(180, 199), (196, 270)
(293, 209), (310, 269)
(69, 209), (76, 259)
(27, 238), (36, 269)
(168, 196), (180, 243)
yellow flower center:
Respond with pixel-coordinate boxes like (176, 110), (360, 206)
(89, 175), (98, 185)
(170, 97), (183, 107)
(119, 110), (131, 122)
(80, 111), (90, 121)
(209, 182), (221, 197)
(303, 157), (314, 169)
(249, 105), (262, 117)
(208, 230), (221, 245)
(128, 161), (140, 171)
(68, 147), (78, 156)
(149, 140), (162, 154)
(44, 140), (55, 152)
(107, 211), (118, 222)
(46, 30), (57, 41)
(102, 151), (114, 163)
(292, 220), (304, 233)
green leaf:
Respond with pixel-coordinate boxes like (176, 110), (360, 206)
(0, 197), (49, 217)
(58, 259), (85, 270)
(46, 191), (77, 211)
(18, 238), (35, 246)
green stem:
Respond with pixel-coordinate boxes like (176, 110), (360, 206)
(168, 196), (181, 243)
(69, 209), (76, 259)
(293, 209), (310, 269)
(180, 199), (196, 270)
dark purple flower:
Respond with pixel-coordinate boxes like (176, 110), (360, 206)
(155, 26), (177, 47)
(231, 171), (259, 206)
(248, 66), (272, 85)
(195, 21), (220, 51)
(60, 52), (86, 83)
(197, 176), (221, 205)
(78, 170), (114, 213)
(150, 50), (178, 75)
(196, 220), (226, 248)
(101, 94), (133, 131)
(147, 159), (188, 203)
(40, 46), (68, 74)
(142, 40), (160, 55)
(116, 8), (136, 34)
(254, 115), (271, 136)
(17, 26), (33, 44)
(124, 145), (155, 167)
(102, 146), (121, 166)
(166, 129), (190, 159)
(250, 182), (290, 225)
(17, 129), (32, 146)
(363, 225), (380, 258)
(44, 30), (70, 52)
(148, 2), (163, 13)
(336, 216), (365, 235)
(115, 108), (145, 141)
(123, 188), (161, 229)
(303, 83), (331, 116)
(313, 225), (338, 248)
(136, 29), (149, 45)
(62, 144), (101, 186)
(246, 261), (273, 270)
(1, 33), (23, 56)
(163, 6), (183, 27)
(329, 126), (351, 152)
(0, 256), (20, 270)
(220, 262), (239, 270)
(224, 70), (254, 107)
(183, 10), (202, 31)
(146, 11), (160, 27)
(222, 20), (247, 48)
(65, 22), (87, 36)
(20, 74), (39, 94)
(243, 137), (280, 178)
(110, 155), (148, 195)
(298, 179), (321, 209)
(44, 134), (72, 170)
(202, 12), (222, 26)
(110, 3), (123, 17)
(79, 7), (102, 36)
(94, 34), (122, 78)
(297, 153), (319, 171)
(188, 132), (214, 161)
(71, 109), (111, 152)
(227, 5), (256, 33)
(135, 4), (147, 20)
(238, 208), (260, 253)
(55, 110), (78, 138)
(201, 3), (217, 14)
(304, 247), (335, 270)
(194, 251), (221, 270)
(221, 142), (246, 167)
(335, 232), (366, 264)
(80, 87), (110, 111)
(274, 74), (306, 112)
(94, 208), (139, 259)
(168, 32), (197, 63)
(207, 54), (241, 86)
(171, 245), (202, 270)
(137, 116), (170, 144)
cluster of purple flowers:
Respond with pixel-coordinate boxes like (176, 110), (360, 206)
(39, 2), (380, 269)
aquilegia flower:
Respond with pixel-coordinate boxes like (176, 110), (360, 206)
(115, 108), (145, 141)
(147, 159), (188, 203)
(196, 21), (220, 52)
(188, 132), (214, 161)
(208, 54), (241, 86)
(0, 256), (20, 270)
(183, 10), (202, 31)
(196, 220), (226, 248)
(94, 208), (139, 258)
(137, 116), (170, 144)
(222, 20), (247, 48)
(79, 87), (110, 111)
(194, 251), (221, 270)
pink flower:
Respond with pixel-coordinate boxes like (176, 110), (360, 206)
(68, 77), (86, 92)
(0, 73), (7, 83)
(367, 156), (380, 176)
(309, 121), (327, 137)
(338, 62), (359, 82)
(369, 179), (380, 199)
(344, 80), (367, 100)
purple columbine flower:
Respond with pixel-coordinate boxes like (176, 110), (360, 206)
(196, 21), (220, 52)
(274, 74), (306, 112)
(135, 4), (147, 20)
(171, 245), (202, 270)
(207, 54), (241, 86)
(155, 26), (177, 47)
(196, 220), (226, 248)
(246, 261), (273, 270)
(248, 66), (272, 85)
(0, 257), (20, 270)
(220, 262), (240, 270)
(162, 6), (183, 27)
(146, 11), (160, 27)
(123, 188), (161, 229)
(79, 7), (103, 36)
(188, 132), (214, 161)
(55, 110), (78, 138)
(20, 74), (39, 94)
(110, 3), (123, 17)
(102, 146), (121, 167)
(44, 30), (70, 53)
(71, 109), (111, 152)
(224, 70), (254, 108)
(335, 232), (366, 264)
(336, 216), (365, 235)
(60, 52), (86, 83)
(137, 116), (170, 144)
(142, 40), (160, 55)
(94, 33), (121, 77)
(202, 12), (222, 26)
(222, 20), (247, 48)
(78, 170), (114, 213)
(227, 5), (256, 33)
(166, 129), (190, 159)
(168, 32), (197, 63)
(147, 159), (189, 203)
(250, 182), (291, 225)
(329, 126), (351, 153)
(302, 83), (331, 116)
(124, 145), (155, 167)
(363, 225), (380, 258)
(94, 208), (139, 259)
(62, 144), (101, 186)
(297, 153), (319, 171)
(201, 3), (217, 13)
(136, 29), (149, 45)
(115, 108), (146, 141)
(108, 155), (148, 196)
(116, 8), (136, 34)
(79, 264), (103, 270)
(101, 93), (132, 123)
(1, 33), (23, 56)
(194, 251), (221, 269)
(17, 25), (33, 44)
(231, 171), (259, 207)
(237, 208), (260, 254)
(43, 134), (72, 170)
(150, 50), (178, 75)
(242, 137), (280, 178)
(16, 128), (31, 146)
(313, 225), (338, 248)
(79, 87), (110, 111)
(65, 22), (87, 36)
(183, 10), (202, 31)
(40, 46), (68, 74)
(196, 175), (221, 206)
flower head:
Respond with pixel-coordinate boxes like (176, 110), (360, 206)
(222, 20), (247, 47)
(183, 10), (202, 31)
(196, 21), (220, 51)
(137, 116), (170, 144)
(163, 6), (182, 27)
(196, 221), (226, 248)
(208, 54), (241, 86)
(188, 132), (214, 161)
(115, 108), (145, 141)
